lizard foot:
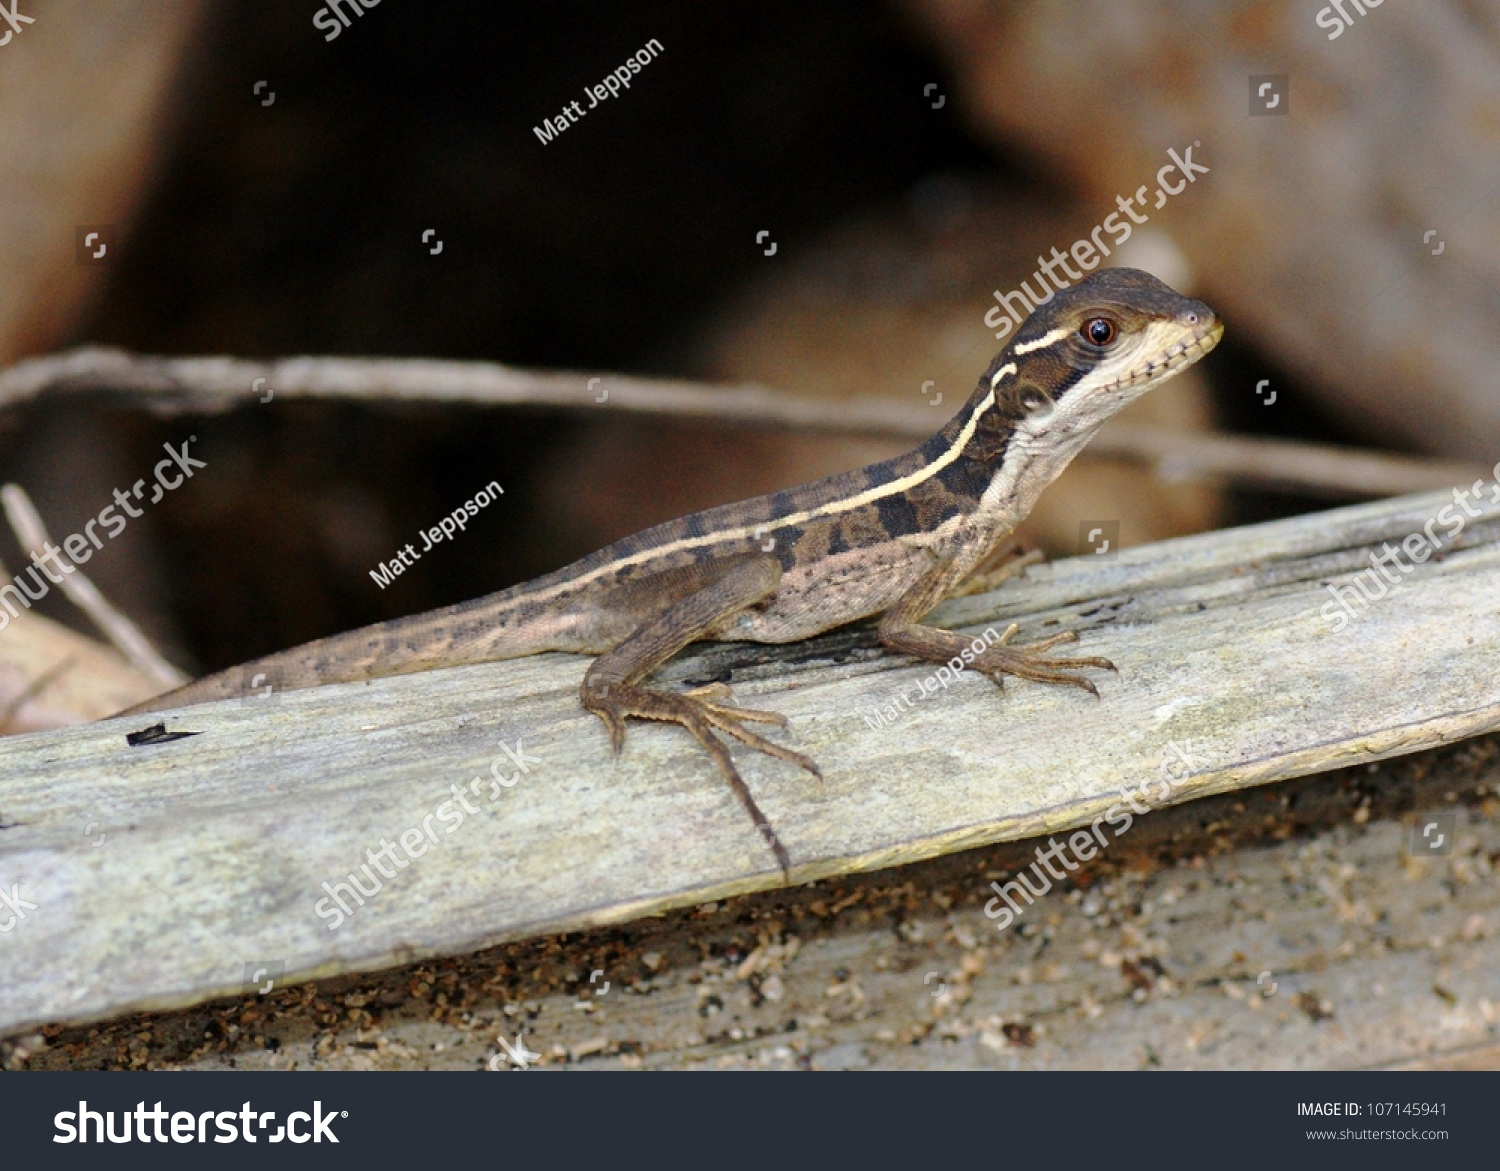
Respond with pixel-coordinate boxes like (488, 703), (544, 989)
(582, 680), (818, 877)
(971, 623), (1116, 697)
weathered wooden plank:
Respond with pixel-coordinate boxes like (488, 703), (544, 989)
(1, 486), (1497, 1035)
(21, 730), (1497, 1071)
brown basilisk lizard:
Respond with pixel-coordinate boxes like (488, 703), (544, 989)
(122, 268), (1221, 874)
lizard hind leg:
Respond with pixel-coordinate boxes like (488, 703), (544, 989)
(579, 554), (817, 877)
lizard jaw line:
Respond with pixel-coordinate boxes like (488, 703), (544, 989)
(1114, 321), (1223, 393)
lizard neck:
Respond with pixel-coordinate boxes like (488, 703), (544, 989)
(921, 343), (1111, 535)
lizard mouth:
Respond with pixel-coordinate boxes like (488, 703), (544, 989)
(1117, 318), (1223, 392)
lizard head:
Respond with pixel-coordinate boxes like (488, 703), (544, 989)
(964, 268), (1220, 499)
(990, 266), (1221, 435)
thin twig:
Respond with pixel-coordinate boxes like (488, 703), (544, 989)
(1087, 423), (1488, 499)
(0, 347), (1486, 500)
(0, 484), (187, 688)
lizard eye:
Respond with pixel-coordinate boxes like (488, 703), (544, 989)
(1082, 317), (1117, 346)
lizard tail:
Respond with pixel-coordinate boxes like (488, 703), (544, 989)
(117, 587), (574, 717)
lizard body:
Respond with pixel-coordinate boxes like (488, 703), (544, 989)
(123, 268), (1222, 873)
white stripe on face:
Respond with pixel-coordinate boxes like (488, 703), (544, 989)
(988, 361), (1018, 390)
(1012, 327), (1074, 355)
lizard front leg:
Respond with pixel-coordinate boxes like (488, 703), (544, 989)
(947, 537), (1044, 599)
(878, 556), (1116, 696)
(580, 554), (818, 876)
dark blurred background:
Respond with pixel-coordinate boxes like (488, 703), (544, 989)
(109, 2), (999, 365)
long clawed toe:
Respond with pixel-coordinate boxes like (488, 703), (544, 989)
(598, 709), (628, 753)
(689, 689), (821, 782)
(687, 683), (789, 729)
(976, 627), (1117, 698)
(584, 681), (810, 878)
(706, 711), (822, 781)
(1009, 628), (1076, 654)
